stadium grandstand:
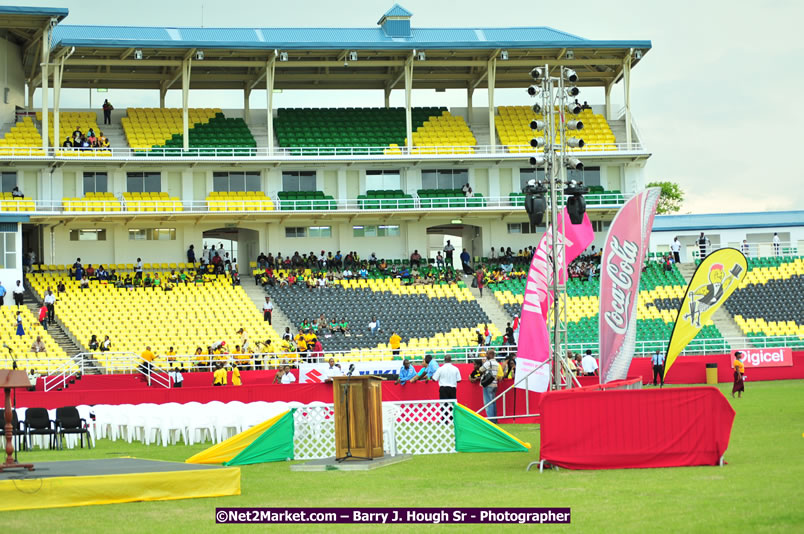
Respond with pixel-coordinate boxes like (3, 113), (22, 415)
(0, 3), (801, 382)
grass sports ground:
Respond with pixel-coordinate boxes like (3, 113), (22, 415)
(5, 380), (802, 533)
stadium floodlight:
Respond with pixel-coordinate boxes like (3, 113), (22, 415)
(527, 85), (540, 96)
(279, 51), (289, 62)
(500, 50), (509, 60)
(564, 180), (589, 225)
(348, 51), (358, 62)
(567, 138), (585, 148)
(523, 179), (548, 228)
(634, 49), (643, 60)
(565, 86), (580, 97)
(567, 120), (583, 131)
(566, 50), (575, 60)
(566, 157), (584, 171)
(530, 137), (545, 148)
(563, 69), (578, 83)
(530, 67), (543, 81)
(417, 51), (426, 61)
(196, 50), (204, 60)
(532, 102), (542, 114)
(134, 49), (143, 60)
(565, 102), (582, 115)
(529, 155), (545, 167)
(530, 119), (545, 131)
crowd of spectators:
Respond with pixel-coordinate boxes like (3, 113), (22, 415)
(62, 126), (111, 150)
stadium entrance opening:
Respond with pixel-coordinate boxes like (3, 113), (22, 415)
(202, 227), (259, 272)
(426, 224), (482, 264)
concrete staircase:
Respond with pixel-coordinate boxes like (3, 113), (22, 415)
(675, 263), (752, 349)
(99, 123), (128, 148)
(463, 275), (513, 332)
(22, 284), (104, 373)
(249, 125), (270, 148)
(241, 282), (292, 339)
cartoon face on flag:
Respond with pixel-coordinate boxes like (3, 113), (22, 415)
(682, 262), (743, 328)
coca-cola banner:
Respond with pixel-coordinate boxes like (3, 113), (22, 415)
(515, 209), (594, 392)
(598, 188), (661, 383)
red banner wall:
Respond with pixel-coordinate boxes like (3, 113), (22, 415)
(540, 387), (736, 469)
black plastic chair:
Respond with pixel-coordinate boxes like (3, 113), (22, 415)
(55, 406), (92, 449)
(0, 408), (24, 452)
(23, 407), (58, 450)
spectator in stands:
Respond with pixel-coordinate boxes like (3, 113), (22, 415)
(62, 136), (73, 148)
(480, 349), (500, 421)
(698, 232), (707, 258)
(12, 280), (24, 308)
(663, 255), (673, 272)
(671, 237), (682, 264)
(432, 355), (460, 400)
(0, 282), (5, 306)
(11, 186), (23, 198)
(581, 350), (599, 376)
(281, 365), (296, 384)
(741, 239), (750, 256)
(489, 247), (497, 261)
(732, 351), (745, 399)
(504, 323), (515, 347)
(410, 250), (422, 267)
(323, 358), (344, 382)
(395, 359), (418, 385)
(101, 335), (111, 352)
(170, 367), (183, 388)
(134, 258), (143, 280)
(443, 240), (455, 268)
(469, 359), (483, 383)
(369, 316), (380, 335)
(475, 268), (485, 297)
(651, 350), (665, 387)
(187, 244), (196, 264)
(88, 335), (99, 351)
(30, 336), (45, 353)
(422, 354), (439, 380)
(262, 296), (273, 324)
(14, 310), (24, 337)
(502, 355), (516, 380)
(389, 331), (402, 357)
(102, 99), (114, 124)
(213, 363), (227, 386)
(38, 304), (48, 330)
(436, 251), (445, 269)
(460, 248), (473, 275)
(230, 364), (242, 386)
(773, 233), (781, 256)
(140, 346), (156, 385)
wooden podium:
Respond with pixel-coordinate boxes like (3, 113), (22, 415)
(0, 369), (34, 472)
(332, 375), (384, 460)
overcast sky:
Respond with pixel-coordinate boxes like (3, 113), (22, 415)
(12, 0), (804, 214)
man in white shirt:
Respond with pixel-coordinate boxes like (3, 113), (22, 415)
(773, 233), (781, 256)
(262, 296), (273, 324)
(671, 237), (682, 264)
(431, 355), (461, 400)
(44, 289), (56, 322)
(281, 365), (296, 384)
(170, 368), (184, 388)
(480, 350), (500, 421)
(581, 350), (599, 376)
(443, 240), (455, 268)
(12, 280), (24, 307)
(323, 358), (344, 382)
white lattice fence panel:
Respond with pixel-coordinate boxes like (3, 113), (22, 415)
(392, 401), (456, 455)
(293, 405), (336, 460)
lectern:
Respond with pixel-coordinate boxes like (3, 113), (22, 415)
(0, 369), (34, 472)
(333, 375), (384, 461)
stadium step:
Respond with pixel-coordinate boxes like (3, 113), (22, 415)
(242, 282), (290, 340)
(99, 123), (128, 149)
(465, 277), (513, 333)
(23, 281), (103, 374)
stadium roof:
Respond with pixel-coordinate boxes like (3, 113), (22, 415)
(11, 3), (650, 92)
(0, 5), (69, 76)
(653, 211), (804, 232)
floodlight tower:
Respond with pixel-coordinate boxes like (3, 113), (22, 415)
(524, 65), (587, 390)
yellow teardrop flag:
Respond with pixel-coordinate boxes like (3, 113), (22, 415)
(664, 248), (747, 378)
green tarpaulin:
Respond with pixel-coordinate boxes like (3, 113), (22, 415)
(224, 410), (296, 466)
(453, 404), (530, 453)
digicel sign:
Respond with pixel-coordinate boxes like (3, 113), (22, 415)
(732, 348), (793, 368)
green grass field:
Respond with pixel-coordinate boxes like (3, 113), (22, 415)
(4, 380), (804, 533)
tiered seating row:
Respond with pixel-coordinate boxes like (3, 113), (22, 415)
(497, 106), (617, 152)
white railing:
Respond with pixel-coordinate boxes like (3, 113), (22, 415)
(14, 335), (801, 380)
(43, 353), (83, 392)
(3, 192), (632, 215)
(684, 241), (800, 260)
(0, 142), (647, 161)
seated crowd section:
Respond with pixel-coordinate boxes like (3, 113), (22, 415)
(491, 255), (727, 354)
(0, 116), (44, 155)
(496, 105), (618, 152)
(725, 256), (804, 348)
(0, 306), (70, 373)
(28, 267), (282, 371)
